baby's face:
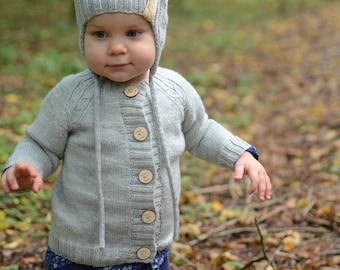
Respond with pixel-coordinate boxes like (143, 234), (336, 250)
(84, 12), (156, 83)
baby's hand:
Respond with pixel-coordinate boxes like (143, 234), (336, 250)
(234, 152), (272, 200)
(1, 162), (42, 194)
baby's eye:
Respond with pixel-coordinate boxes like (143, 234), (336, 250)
(94, 31), (108, 38)
(126, 30), (140, 37)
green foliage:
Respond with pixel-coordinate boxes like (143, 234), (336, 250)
(0, 137), (14, 165)
(2, 265), (19, 270)
(180, 200), (215, 222)
(25, 49), (85, 79)
(0, 46), (20, 67)
(225, 261), (245, 269)
(1, 190), (52, 238)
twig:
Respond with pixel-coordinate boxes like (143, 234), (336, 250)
(255, 218), (277, 269)
(229, 177), (239, 200)
(256, 205), (287, 223)
(214, 225), (329, 239)
(10, 241), (43, 264)
(305, 216), (332, 227)
(171, 248), (199, 269)
(320, 249), (340, 257)
(302, 188), (315, 215)
(249, 189), (299, 209)
(237, 219), (277, 270)
(213, 226), (257, 238)
(267, 226), (328, 234)
(302, 200), (316, 216)
(192, 184), (230, 195)
(274, 250), (300, 260)
(237, 256), (267, 270)
(196, 219), (328, 244)
(188, 218), (238, 246)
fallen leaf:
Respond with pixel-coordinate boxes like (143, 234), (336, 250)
(179, 223), (201, 237)
(317, 205), (333, 216)
(3, 238), (23, 249)
(282, 231), (301, 252)
(285, 197), (296, 208)
(211, 200), (224, 212)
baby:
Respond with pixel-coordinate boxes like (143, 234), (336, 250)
(1, 0), (271, 269)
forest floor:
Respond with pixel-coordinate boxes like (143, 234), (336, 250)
(0, 1), (339, 269)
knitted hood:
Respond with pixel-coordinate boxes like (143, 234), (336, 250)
(74, 0), (168, 75)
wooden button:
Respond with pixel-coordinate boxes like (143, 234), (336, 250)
(124, 86), (139, 98)
(141, 210), (156, 224)
(136, 247), (151, 260)
(134, 127), (148, 141)
(139, 170), (153, 184)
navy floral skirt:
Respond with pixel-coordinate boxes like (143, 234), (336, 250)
(45, 247), (170, 270)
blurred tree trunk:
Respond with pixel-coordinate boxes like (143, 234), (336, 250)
(278, 0), (307, 16)
(278, 0), (288, 15)
(70, 1), (76, 20)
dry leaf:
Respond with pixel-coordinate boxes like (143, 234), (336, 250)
(282, 231), (301, 252)
(211, 200), (224, 212)
(3, 238), (23, 249)
(179, 223), (201, 237)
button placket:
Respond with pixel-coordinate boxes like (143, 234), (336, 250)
(119, 83), (157, 257)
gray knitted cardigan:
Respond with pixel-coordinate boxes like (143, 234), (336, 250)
(5, 67), (250, 266)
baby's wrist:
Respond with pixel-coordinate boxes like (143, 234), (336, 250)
(1, 166), (12, 177)
(245, 146), (259, 160)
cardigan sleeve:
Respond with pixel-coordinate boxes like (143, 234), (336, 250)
(4, 75), (78, 179)
(168, 70), (251, 169)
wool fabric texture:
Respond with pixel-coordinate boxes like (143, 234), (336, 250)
(5, 68), (250, 266)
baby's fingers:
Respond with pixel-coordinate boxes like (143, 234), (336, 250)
(256, 175), (271, 200)
(31, 176), (43, 193)
(234, 162), (245, 181)
(2, 176), (11, 193)
(2, 163), (42, 194)
(1, 178), (10, 193)
(15, 162), (38, 179)
(263, 177), (272, 200)
(248, 171), (271, 201)
(2, 170), (20, 193)
(247, 171), (259, 195)
(15, 163), (42, 193)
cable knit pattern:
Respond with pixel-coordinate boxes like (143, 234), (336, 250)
(5, 68), (250, 266)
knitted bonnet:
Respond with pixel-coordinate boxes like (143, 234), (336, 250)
(74, 0), (168, 75)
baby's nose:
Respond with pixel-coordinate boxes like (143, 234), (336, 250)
(108, 37), (128, 55)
